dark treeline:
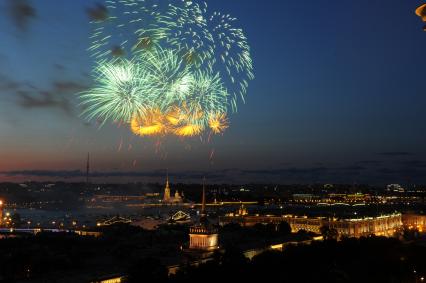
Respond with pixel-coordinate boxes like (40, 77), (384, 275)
(144, 237), (426, 283)
(0, 224), (425, 282)
(0, 224), (187, 282)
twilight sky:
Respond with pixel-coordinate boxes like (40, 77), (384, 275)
(0, 0), (426, 184)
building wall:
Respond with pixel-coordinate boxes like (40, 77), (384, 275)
(189, 233), (218, 250)
(402, 214), (426, 232)
(328, 215), (402, 237)
(219, 214), (402, 238)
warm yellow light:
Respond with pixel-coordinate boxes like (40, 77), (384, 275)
(165, 106), (183, 126)
(174, 124), (203, 137)
(129, 105), (226, 137)
(208, 113), (229, 134)
(416, 4), (426, 21)
(131, 108), (167, 136)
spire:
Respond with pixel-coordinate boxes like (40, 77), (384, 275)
(163, 170), (171, 201)
(166, 169), (169, 188)
(86, 152), (90, 185)
(201, 177), (206, 216)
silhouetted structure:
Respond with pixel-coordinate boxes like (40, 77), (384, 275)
(86, 152), (90, 185)
(189, 183), (219, 250)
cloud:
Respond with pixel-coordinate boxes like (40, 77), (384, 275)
(241, 167), (329, 176)
(17, 91), (72, 115)
(375, 167), (426, 183)
(397, 160), (426, 168)
(356, 160), (382, 165)
(0, 74), (20, 91)
(86, 3), (108, 21)
(7, 0), (36, 32)
(53, 81), (89, 93)
(0, 169), (225, 179)
(12, 79), (89, 116)
(377, 152), (412, 157)
(3, 164), (426, 185)
(53, 64), (66, 71)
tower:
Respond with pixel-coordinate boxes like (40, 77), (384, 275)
(201, 182), (206, 219)
(0, 200), (3, 226)
(86, 152), (90, 185)
(163, 173), (171, 202)
(188, 180), (219, 251)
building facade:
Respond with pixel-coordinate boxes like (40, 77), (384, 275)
(163, 176), (183, 204)
(219, 213), (402, 238)
(402, 214), (426, 232)
(189, 186), (219, 251)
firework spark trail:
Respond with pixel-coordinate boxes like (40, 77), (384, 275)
(137, 47), (193, 109)
(161, 0), (214, 67)
(81, 0), (254, 138)
(209, 148), (215, 160)
(79, 59), (157, 123)
(117, 137), (123, 152)
(205, 10), (254, 111)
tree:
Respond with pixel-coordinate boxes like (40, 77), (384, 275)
(221, 222), (242, 232)
(126, 257), (168, 283)
(277, 221), (292, 235)
(11, 213), (22, 228)
(320, 225), (338, 241)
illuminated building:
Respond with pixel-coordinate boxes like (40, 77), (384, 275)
(225, 204), (248, 217)
(387, 184), (405, 192)
(163, 175), (183, 203)
(94, 195), (146, 202)
(402, 214), (426, 232)
(0, 200), (3, 226)
(92, 275), (124, 283)
(163, 175), (171, 201)
(189, 185), (219, 250)
(220, 213), (402, 238)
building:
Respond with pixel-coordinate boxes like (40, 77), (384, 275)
(219, 213), (402, 238)
(189, 186), (219, 251)
(327, 214), (402, 237)
(163, 175), (183, 204)
(0, 200), (3, 226)
(402, 213), (426, 232)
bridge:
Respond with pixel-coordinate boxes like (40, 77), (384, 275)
(170, 211), (190, 222)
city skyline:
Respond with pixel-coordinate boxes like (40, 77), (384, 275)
(1, 0), (426, 184)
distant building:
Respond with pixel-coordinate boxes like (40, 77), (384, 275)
(292, 194), (320, 202)
(220, 213), (402, 238)
(163, 176), (171, 201)
(387, 184), (405, 193)
(402, 213), (426, 232)
(163, 175), (183, 204)
(0, 200), (3, 226)
(189, 185), (219, 251)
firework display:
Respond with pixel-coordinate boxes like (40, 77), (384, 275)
(80, 0), (254, 137)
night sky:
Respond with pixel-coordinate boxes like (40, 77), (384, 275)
(1, 0), (426, 185)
